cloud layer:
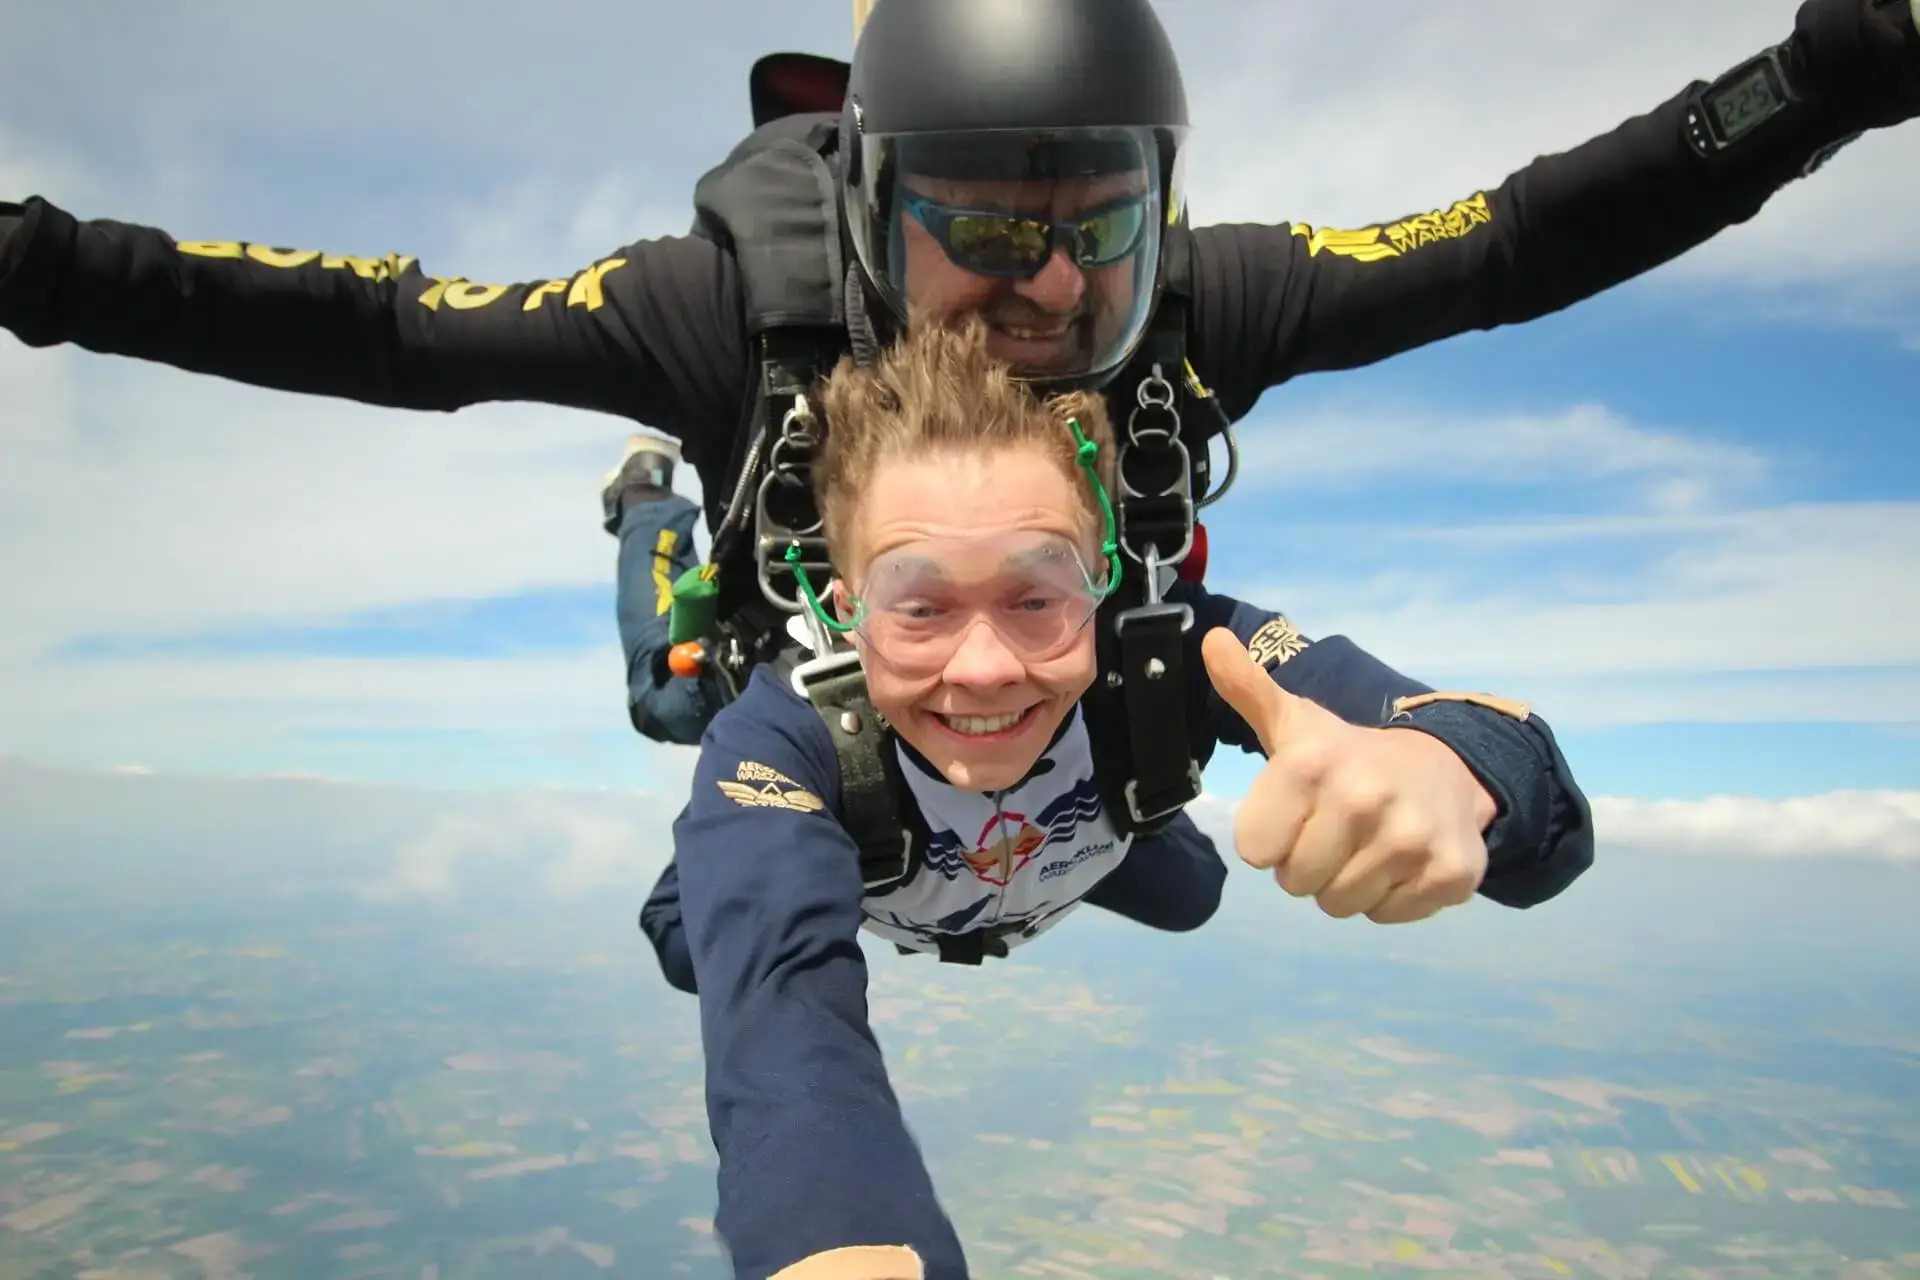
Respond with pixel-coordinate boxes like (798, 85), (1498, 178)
(1, 758), (1910, 959)
(1187, 785), (1920, 865)
(0, 755), (683, 911)
(1592, 789), (1920, 862)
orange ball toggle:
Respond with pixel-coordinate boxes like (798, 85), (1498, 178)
(667, 642), (708, 678)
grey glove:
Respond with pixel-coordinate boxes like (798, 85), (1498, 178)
(1783, 0), (1920, 132)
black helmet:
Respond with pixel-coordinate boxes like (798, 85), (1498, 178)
(840, 0), (1191, 391)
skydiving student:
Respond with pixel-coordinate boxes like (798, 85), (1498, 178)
(641, 316), (1593, 1280)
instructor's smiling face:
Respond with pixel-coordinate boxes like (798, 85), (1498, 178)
(839, 444), (1101, 793)
(898, 171), (1146, 380)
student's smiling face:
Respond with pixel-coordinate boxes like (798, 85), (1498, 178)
(838, 444), (1103, 793)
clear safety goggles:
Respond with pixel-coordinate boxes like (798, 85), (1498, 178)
(843, 531), (1108, 673)
(788, 419), (1123, 672)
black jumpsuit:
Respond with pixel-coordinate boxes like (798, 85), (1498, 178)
(0, 83), (1836, 500)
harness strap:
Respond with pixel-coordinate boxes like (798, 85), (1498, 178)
(1113, 603), (1203, 827)
(787, 649), (916, 894)
(1084, 294), (1206, 836)
(916, 925), (1017, 965)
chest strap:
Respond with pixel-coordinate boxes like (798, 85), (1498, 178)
(896, 924), (1019, 966)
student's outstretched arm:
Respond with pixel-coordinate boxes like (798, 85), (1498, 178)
(674, 672), (969, 1280)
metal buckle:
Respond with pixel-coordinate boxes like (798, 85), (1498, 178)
(1117, 365), (1196, 569)
(790, 645), (862, 702)
(1124, 760), (1204, 826)
(862, 843), (914, 893)
(1113, 598), (1195, 639)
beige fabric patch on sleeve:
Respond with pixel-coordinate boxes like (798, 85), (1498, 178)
(1391, 691), (1532, 722)
(769, 1244), (926, 1280)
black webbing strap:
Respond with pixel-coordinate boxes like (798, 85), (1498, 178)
(1113, 602), (1202, 827)
(791, 652), (914, 893)
(1088, 296), (1205, 834)
(936, 927), (1014, 965)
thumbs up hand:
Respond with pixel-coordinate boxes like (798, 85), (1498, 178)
(1200, 627), (1495, 925)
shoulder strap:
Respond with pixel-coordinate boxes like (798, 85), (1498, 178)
(689, 114), (857, 697)
(778, 648), (918, 894)
(688, 109), (847, 543)
(691, 112), (846, 335)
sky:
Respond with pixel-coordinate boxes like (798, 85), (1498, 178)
(2, 0), (1918, 868)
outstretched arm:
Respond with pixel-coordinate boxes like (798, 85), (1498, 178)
(0, 198), (745, 440)
(674, 673), (968, 1280)
(1189, 0), (1920, 418)
(1082, 810), (1228, 933)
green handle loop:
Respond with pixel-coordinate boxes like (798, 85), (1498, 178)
(1069, 418), (1123, 598)
(786, 543), (857, 633)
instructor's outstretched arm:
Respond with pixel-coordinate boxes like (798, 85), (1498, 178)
(1189, 0), (1920, 417)
(0, 199), (745, 439)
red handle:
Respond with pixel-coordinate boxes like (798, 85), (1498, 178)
(1177, 522), (1208, 583)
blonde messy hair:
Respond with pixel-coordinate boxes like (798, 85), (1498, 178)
(812, 315), (1117, 573)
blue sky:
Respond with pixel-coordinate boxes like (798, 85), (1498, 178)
(2, 0), (1918, 861)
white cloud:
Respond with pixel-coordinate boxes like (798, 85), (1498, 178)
(9, 0), (1913, 313)
(1592, 790), (1920, 862)
(1215, 499), (1920, 725)
(370, 813), (517, 899)
(1188, 785), (1920, 863)
(1487, 669), (1920, 729)
(1230, 402), (1768, 505)
(440, 170), (689, 284)
(1181, 790), (1243, 848)
(0, 644), (703, 798)
(6, 649), (624, 729)
(367, 793), (674, 902)
(0, 348), (617, 640)
(0, 276), (704, 774)
(0, 122), (95, 211)
(1177, 0), (1920, 317)
(0, 753), (683, 909)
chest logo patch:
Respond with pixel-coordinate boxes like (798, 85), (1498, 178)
(960, 813), (1049, 887)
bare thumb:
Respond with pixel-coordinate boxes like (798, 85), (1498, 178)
(1201, 626), (1291, 754)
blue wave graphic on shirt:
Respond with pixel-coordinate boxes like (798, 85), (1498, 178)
(865, 897), (995, 944)
(865, 895), (1079, 948)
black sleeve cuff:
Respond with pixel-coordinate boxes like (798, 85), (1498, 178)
(0, 196), (78, 346)
(1385, 700), (1596, 909)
